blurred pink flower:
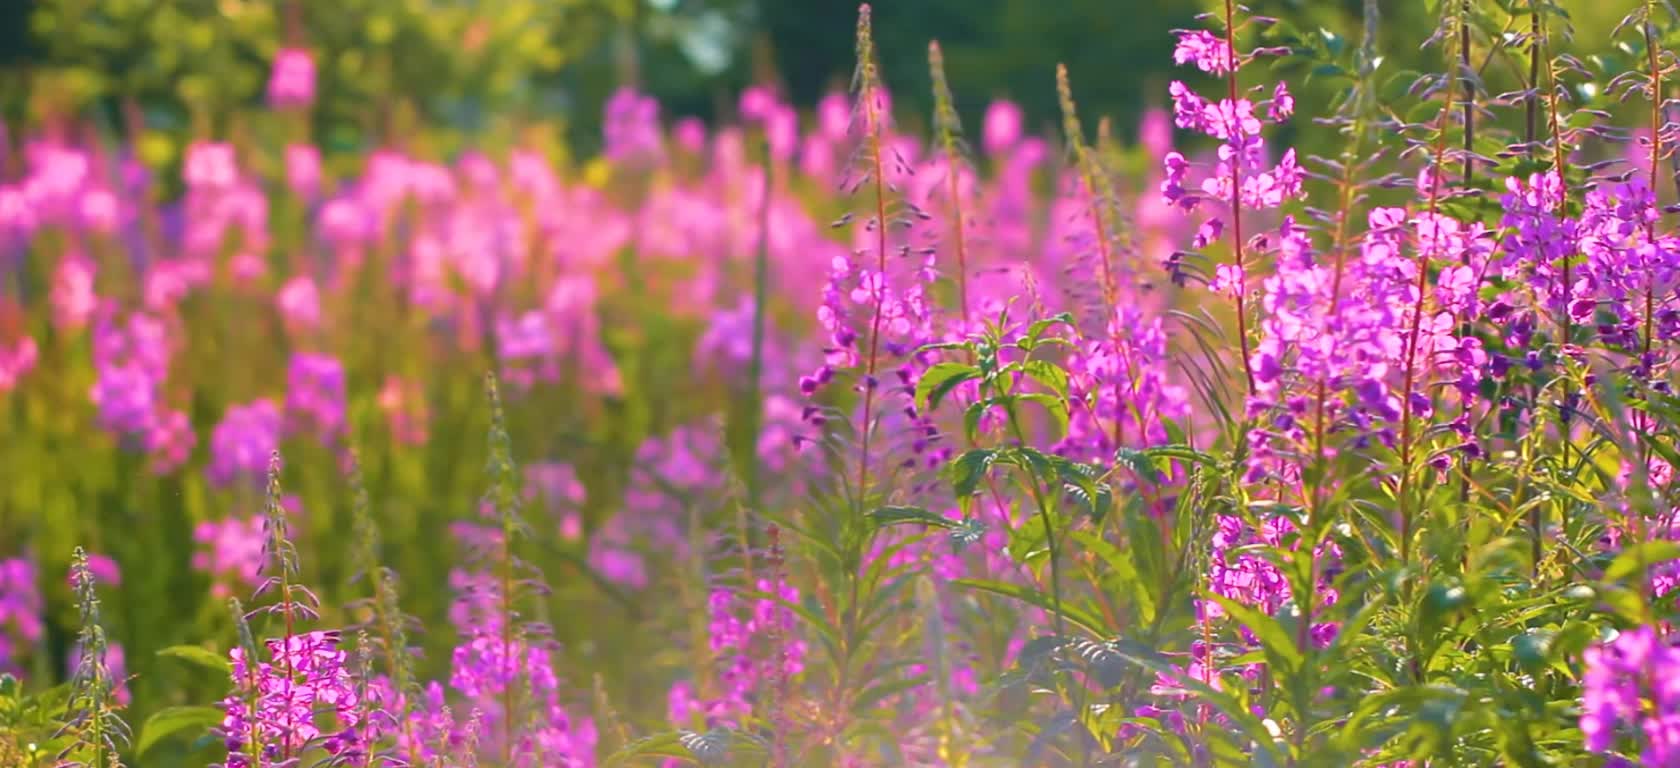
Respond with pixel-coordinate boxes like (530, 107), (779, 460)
(267, 47), (317, 109)
(983, 99), (1023, 156)
(192, 517), (266, 599)
(51, 253), (97, 331)
(0, 335), (37, 392)
(277, 276), (321, 330)
(377, 375), (429, 446)
(183, 142), (238, 190)
(285, 144), (321, 198)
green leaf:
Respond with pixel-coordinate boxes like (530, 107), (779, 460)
(914, 361), (979, 413)
(606, 732), (694, 765)
(868, 505), (957, 530)
(853, 674), (933, 712)
(963, 399), (988, 444)
(1022, 359), (1070, 400)
(1024, 312), (1075, 346)
(949, 449), (997, 498)
(1016, 393), (1070, 440)
(1512, 628), (1554, 673)
(1115, 447), (1164, 483)
(1209, 595), (1303, 676)
(952, 578), (1107, 636)
(1070, 530), (1155, 625)
(1318, 27), (1345, 56)
(1605, 541), (1680, 583)
(138, 705), (224, 756)
(157, 645), (230, 674)
(680, 730), (732, 765)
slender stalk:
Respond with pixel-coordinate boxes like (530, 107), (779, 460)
(1460, 2), (1475, 187)
(1538, 15), (1579, 570)
(929, 41), (972, 329)
(1223, 0), (1263, 394)
(1005, 408), (1065, 638)
(1222, 0), (1257, 396)
(1302, 70), (1371, 721)
(262, 454), (300, 763)
(1638, 0), (1665, 612)
(1457, 0), (1476, 507)
(1542, 38), (1571, 351)
(1644, 1), (1664, 367)
(1058, 65), (1141, 458)
(747, 136), (774, 511)
(1527, 0), (1544, 575)
(855, 6), (890, 505)
(499, 494), (516, 766)
(1398, 15), (1463, 569)
(1527, 4), (1540, 158)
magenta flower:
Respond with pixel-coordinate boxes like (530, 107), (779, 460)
(1582, 626), (1680, 764)
(1172, 29), (1236, 75)
(184, 142), (239, 190)
(603, 87), (663, 163)
(192, 517), (266, 599)
(146, 408), (196, 474)
(1268, 81), (1295, 122)
(209, 400), (282, 486)
(0, 558), (41, 676)
(90, 361), (158, 437)
(0, 334), (37, 392)
(51, 253), (98, 331)
(983, 99), (1024, 156)
(376, 375), (430, 446)
(276, 276), (321, 331)
(266, 48), (317, 109)
(284, 353), (347, 438)
(284, 144), (321, 199)
(221, 630), (356, 765)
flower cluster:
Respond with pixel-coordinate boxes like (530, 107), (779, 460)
(221, 631), (359, 765)
(0, 558), (41, 676)
(1582, 627), (1680, 764)
(192, 517), (268, 599)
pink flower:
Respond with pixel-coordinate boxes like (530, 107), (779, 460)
(984, 99), (1024, 156)
(376, 375), (429, 446)
(285, 144), (321, 198)
(192, 517), (266, 598)
(51, 254), (97, 331)
(1269, 81), (1295, 122)
(184, 142), (238, 190)
(1173, 29), (1237, 75)
(277, 276), (321, 330)
(0, 334), (38, 392)
(146, 408), (196, 474)
(267, 48), (317, 109)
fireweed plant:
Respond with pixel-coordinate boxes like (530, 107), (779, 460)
(10, 1), (1680, 766)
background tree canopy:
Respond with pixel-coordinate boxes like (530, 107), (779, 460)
(0, 0), (1633, 156)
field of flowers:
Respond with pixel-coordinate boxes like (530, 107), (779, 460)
(5, 0), (1680, 765)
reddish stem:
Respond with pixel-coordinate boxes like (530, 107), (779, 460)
(1222, 0), (1257, 396)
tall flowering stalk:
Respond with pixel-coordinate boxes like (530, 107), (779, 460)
(852, 3), (893, 500)
(1395, 2), (1472, 568)
(1056, 64), (1129, 451)
(254, 451), (312, 763)
(56, 548), (130, 768)
(346, 451), (422, 765)
(928, 41), (973, 331)
(1636, 0), (1670, 365)
(485, 372), (524, 766)
(1164, 6), (1303, 399)
(217, 453), (360, 767)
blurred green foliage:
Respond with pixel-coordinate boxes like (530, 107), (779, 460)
(0, 0), (1643, 154)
